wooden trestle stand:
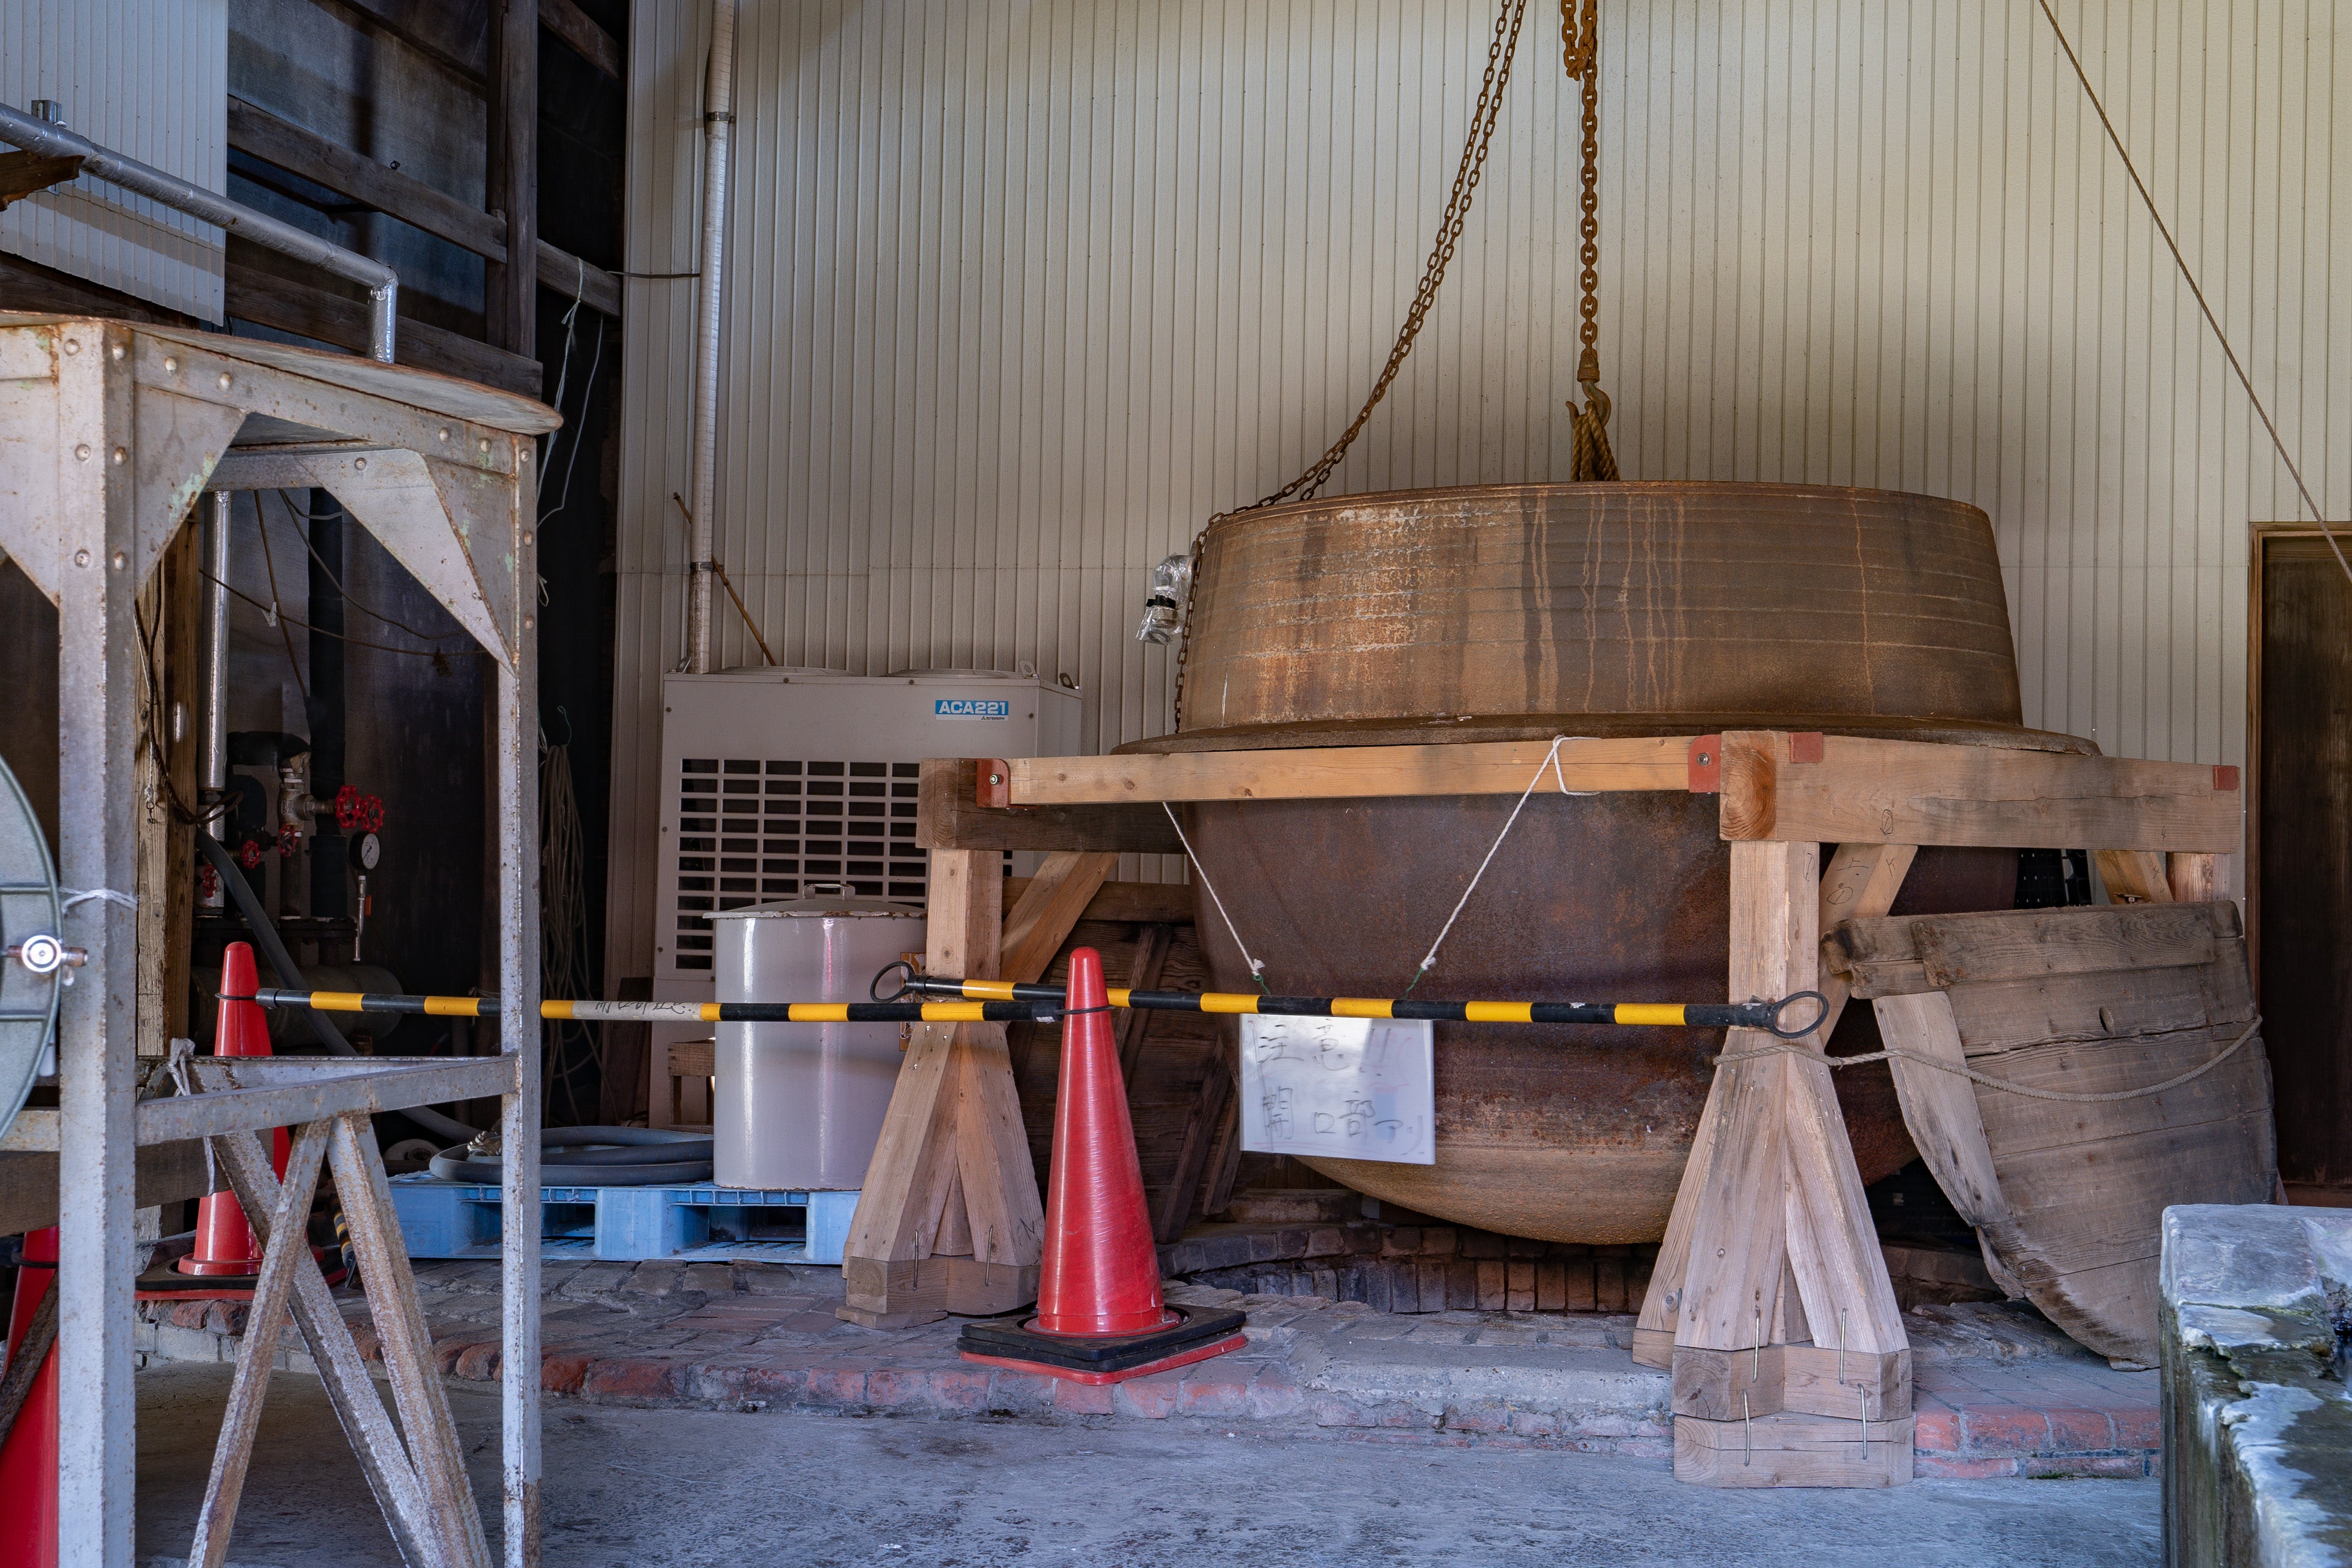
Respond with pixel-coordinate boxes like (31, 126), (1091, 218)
(861, 728), (2239, 1486)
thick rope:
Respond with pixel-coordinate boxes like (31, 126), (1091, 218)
(1162, 801), (1269, 991)
(1405, 737), (1595, 991)
(1714, 1015), (2262, 1104)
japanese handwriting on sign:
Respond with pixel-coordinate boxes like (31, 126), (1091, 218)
(1238, 1016), (1434, 1165)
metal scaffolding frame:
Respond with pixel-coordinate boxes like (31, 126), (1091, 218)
(0, 311), (558, 1567)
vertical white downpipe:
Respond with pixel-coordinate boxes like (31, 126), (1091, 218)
(685, 0), (737, 673)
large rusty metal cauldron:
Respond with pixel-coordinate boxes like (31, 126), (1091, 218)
(1135, 482), (2084, 1243)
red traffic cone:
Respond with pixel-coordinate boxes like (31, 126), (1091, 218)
(0, 1226), (60, 1568)
(168, 943), (289, 1287)
(956, 948), (1247, 1383)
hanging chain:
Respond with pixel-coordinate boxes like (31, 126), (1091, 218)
(1564, 0), (1618, 480)
(1172, 0), (1535, 729)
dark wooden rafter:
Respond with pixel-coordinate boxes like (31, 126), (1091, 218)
(0, 151), (84, 211)
(226, 99), (619, 319)
(488, 0), (540, 357)
(310, 0), (617, 86)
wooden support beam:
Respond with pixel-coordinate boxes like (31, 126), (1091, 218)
(2168, 852), (2224, 902)
(1718, 730), (2241, 852)
(1825, 901), (2233, 1000)
(1003, 877), (1194, 927)
(488, 0), (538, 359)
(2094, 849), (2174, 904)
(1004, 736), (1692, 807)
(222, 260), (543, 396)
(921, 758), (1183, 853)
(540, 0), (621, 77)
(1000, 852), (1117, 983)
(0, 149), (84, 210)
(228, 97), (623, 319)
(841, 849), (1047, 1327)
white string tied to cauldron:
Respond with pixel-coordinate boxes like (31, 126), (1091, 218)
(1404, 735), (1595, 994)
(60, 887), (138, 914)
(1162, 800), (1270, 991)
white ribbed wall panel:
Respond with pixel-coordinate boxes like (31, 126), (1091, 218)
(610, 0), (2347, 986)
(0, 0), (228, 321)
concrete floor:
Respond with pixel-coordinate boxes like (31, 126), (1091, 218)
(136, 1364), (2161, 1567)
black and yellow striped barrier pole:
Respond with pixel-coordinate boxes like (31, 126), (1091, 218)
(871, 965), (1828, 1039)
(253, 979), (1827, 1039)
(250, 987), (1055, 1026)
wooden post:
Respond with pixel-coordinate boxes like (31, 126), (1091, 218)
(488, 0), (538, 360)
(838, 849), (1083, 1327)
(1640, 839), (1915, 1487)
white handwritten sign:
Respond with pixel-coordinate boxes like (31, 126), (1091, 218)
(1238, 1015), (1434, 1165)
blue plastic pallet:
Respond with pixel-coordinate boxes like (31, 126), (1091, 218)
(385, 1173), (859, 1265)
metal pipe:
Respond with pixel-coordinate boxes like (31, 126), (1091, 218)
(0, 102), (399, 362)
(193, 831), (474, 1144)
(683, 0), (738, 673)
(197, 491), (232, 832)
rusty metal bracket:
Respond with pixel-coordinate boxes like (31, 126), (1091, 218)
(1687, 735), (1724, 794)
(976, 758), (1015, 808)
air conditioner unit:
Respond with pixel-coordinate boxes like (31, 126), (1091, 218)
(648, 667), (1082, 1126)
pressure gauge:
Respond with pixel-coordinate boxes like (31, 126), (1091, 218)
(350, 831), (381, 871)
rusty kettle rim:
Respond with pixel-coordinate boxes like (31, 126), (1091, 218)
(1208, 478), (1993, 528)
(1120, 712), (2097, 758)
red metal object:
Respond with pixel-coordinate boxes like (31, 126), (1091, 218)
(0, 1226), (59, 1568)
(1034, 948), (1168, 1336)
(178, 944), (288, 1279)
(333, 784), (384, 834)
(275, 823), (301, 858)
(1788, 731), (1826, 764)
(975, 759), (1013, 809)
(2215, 764), (2240, 791)
(236, 838), (264, 869)
(1686, 735), (1723, 794)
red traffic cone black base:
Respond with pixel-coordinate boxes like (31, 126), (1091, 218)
(956, 947), (1247, 1385)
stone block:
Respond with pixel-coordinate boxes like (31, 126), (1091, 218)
(1460, 1230), (1505, 1260)
(1475, 1261), (1507, 1311)
(1420, 1227), (1457, 1257)
(1506, 1260), (1535, 1313)
(1594, 1256), (1627, 1313)
(1177, 1365), (1252, 1417)
(800, 1364), (869, 1406)
(2042, 1407), (2115, 1451)
(1112, 1371), (1184, 1419)
(1382, 1227), (1422, 1257)
(1052, 1379), (1116, 1416)
(1916, 1454), (2019, 1480)
(1535, 1259), (1567, 1313)
(1306, 1227), (1348, 1258)
(580, 1357), (685, 1401)
(985, 1369), (1058, 1414)
(1247, 1368), (1304, 1419)
(454, 1342), (501, 1380)
(1564, 1259), (1595, 1313)
(1959, 1404), (2051, 1452)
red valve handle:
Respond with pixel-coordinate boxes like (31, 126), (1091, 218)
(236, 839), (264, 870)
(277, 823), (301, 858)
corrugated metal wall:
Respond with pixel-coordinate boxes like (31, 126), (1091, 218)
(0, 0), (228, 320)
(610, 0), (2347, 986)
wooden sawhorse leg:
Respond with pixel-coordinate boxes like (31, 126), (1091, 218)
(1635, 840), (1917, 1487)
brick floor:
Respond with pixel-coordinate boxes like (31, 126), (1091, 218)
(136, 1259), (2158, 1478)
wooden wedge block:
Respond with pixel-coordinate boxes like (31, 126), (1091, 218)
(1674, 1411), (1915, 1488)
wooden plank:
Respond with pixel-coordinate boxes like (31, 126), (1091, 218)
(2094, 849), (2175, 904)
(843, 850), (1031, 1325)
(1116, 924), (1176, 1085)
(1153, 1054), (1231, 1244)
(223, 260), (542, 397)
(1944, 953), (2253, 1057)
(1000, 852), (1117, 983)
(327, 1113), (492, 1568)
(1718, 729), (2241, 851)
(2169, 852), (2224, 902)
(488, 0), (538, 358)
(1009, 736), (1692, 806)
(1003, 877), (1194, 927)
(1876, 991), (2006, 1226)
(208, 1127), (439, 1567)
(227, 97), (509, 261)
(0, 1142), (209, 1235)
(533, 241), (623, 318)
(1813, 843), (1917, 1045)
(0, 150), (85, 209)
(1674, 1344), (1909, 1423)
(186, 1119), (332, 1568)
(919, 758), (1182, 853)
(1828, 902), (2234, 998)
(951, 1024), (1044, 1282)
(1674, 1411), (1914, 1488)
(540, 0), (620, 76)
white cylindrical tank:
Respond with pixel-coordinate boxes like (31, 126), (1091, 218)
(709, 890), (924, 1189)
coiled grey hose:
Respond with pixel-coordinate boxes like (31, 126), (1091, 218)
(429, 1126), (713, 1186)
